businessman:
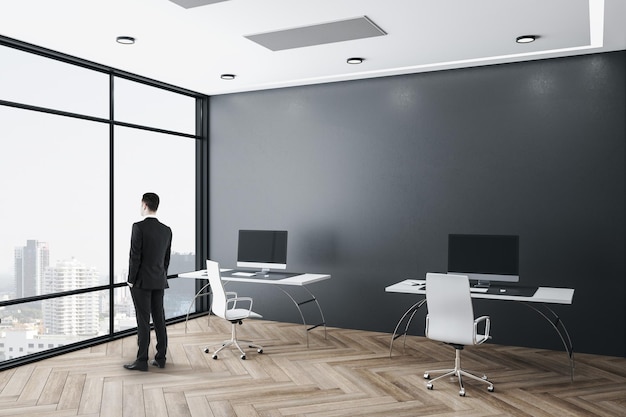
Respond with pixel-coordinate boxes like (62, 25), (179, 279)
(124, 192), (172, 371)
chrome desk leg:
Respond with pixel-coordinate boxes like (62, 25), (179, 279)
(389, 298), (427, 358)
(184, 282), (211, 334)
(276, 285), (327, 348)
(521, 302), (575, 381)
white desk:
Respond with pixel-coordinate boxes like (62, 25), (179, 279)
(179, 269), (331, 346)
(386, 279), (574, 303)
(386, 279), (575, 379)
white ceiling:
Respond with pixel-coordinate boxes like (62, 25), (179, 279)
(1, 0), (624, 96)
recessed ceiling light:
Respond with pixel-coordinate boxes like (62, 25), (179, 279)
(220, 74), (236, 80)
(516, 35), (537, 44)
(347, 57), (364, 64)
(116, 36), (136, 45)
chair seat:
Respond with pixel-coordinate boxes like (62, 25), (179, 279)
(224, 309), (262, 321)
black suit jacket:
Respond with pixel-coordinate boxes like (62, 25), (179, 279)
(128, 217), (172, 289)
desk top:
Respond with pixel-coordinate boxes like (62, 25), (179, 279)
(178, 269), (331, 286)
(385, 279), (574, 305)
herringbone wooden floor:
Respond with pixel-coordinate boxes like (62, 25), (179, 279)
(0, 316), (625, 417)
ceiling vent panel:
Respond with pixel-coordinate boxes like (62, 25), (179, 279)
(245, 16), (386, 51)
(169, 0), (228, 9)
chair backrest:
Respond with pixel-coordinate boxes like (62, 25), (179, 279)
(425, 273), (476, 346)
(206, 260), (227, 320)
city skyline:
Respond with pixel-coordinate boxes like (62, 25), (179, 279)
(0, 249), (196, 362)
(2, 238), (197, 296)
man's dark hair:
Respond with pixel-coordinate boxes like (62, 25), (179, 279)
(142, 192), (160, 212)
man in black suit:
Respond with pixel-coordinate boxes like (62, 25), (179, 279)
(124, 192), (172, 371)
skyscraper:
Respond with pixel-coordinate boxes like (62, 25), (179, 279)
(42, 258), (99, 337)
(14, 240), (49, 298)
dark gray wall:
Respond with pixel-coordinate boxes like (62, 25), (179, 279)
(208, 52), (626, 357)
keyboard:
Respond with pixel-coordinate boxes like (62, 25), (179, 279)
(232, 272), (256, 277)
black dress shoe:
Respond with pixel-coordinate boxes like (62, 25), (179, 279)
(150, 359), (166, 368)
(123, 361), (148, 371)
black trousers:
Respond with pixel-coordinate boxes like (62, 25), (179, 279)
(130, 287), (167, 362)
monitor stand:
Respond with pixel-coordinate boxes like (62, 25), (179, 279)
(474, 280), (491, 288)
(253, 268), (271, 277)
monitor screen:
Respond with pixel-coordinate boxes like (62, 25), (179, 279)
(448, 234), (519, 286)
(237, 230), (288, 272)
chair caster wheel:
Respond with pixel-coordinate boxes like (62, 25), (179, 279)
(204, 348), (209, 354)
(241, 355), (246, 360)
(212, 354), (217, 360)
(257, 348), (263, 354)
(488, 385), (494, 392)
(426, 383), (433, 390)
(424, 373), (430, 379)
(459, 389), (465, 397)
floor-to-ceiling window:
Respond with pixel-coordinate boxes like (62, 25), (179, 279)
(113, 125), (197, 324)
(0, 39), (204, 367)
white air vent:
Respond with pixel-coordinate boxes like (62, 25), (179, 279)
(245, 16), (386, 51)
(169, 0), (228, 9)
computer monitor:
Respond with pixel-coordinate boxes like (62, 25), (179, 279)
(236, 230), (288, 273)
(447, 234), (519, 287)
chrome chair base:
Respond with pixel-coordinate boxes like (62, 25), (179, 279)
(424, 347), (494, 396)
(205, 320), (263, 360)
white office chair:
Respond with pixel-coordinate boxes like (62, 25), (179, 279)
(204, 260), (263, 360)
(423, 273), (494, 396)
